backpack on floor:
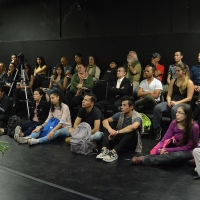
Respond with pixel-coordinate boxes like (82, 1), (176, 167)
(70, 122), (95, 155)
(7, 115), (21, 137)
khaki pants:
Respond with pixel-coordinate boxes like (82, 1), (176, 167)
(133, 81), (139, 92)
(193, 148), (200, 176)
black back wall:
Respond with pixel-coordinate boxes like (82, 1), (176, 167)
(0, 0), (200, 81)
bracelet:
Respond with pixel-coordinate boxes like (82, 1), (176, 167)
(116, 130), (119, 134)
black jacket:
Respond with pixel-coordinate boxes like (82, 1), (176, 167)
(0, 94), (14, 116)
(29, 99), (50, 122)
(107, 77), (132, 98)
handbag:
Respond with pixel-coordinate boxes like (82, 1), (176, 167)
(40, 118), (60, 138)
(150, 136), (177, 155)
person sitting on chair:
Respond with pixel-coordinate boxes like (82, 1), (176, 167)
(95, 66), (132, 114)
(0, 86), (15, 131)
(0, 62), (8, 86)
(96, 96), (142, 163)
(134, 63), (163, 112)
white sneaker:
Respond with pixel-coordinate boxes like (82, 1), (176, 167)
(96, 147), (109, 159)
(16, 137), (29, 144)
(28, 138), (39, 145)
(14, 126), (21, 140)
(103, 150), (118, 163)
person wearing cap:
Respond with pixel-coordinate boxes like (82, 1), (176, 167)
(123, 51), (142, 92)
(163, 51), (184, 93)
(151, 53), (165, 82)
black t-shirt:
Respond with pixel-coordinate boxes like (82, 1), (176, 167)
(102, 68), (117, 83)
(77, 106), (104, 131)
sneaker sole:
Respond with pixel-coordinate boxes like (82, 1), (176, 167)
(103, 158), (118, 163)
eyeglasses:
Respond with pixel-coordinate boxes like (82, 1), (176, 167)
(176, 111), (185, 115)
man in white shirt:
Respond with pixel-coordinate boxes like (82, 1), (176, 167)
(135, 63), (163, 111)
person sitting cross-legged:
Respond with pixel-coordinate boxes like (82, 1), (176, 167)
(96, 96), (143, 163)
(66, 94), (104, 145)
(132, 104), (199, 166)
(14, 90), (72, 145)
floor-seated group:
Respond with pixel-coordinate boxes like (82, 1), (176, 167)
(0, 51), (200, 177)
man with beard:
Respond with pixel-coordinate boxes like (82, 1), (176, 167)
(134, 63), (163, 111)
(123, 51), (142, 92)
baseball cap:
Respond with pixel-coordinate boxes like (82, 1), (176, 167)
(151, 53), (161, 58)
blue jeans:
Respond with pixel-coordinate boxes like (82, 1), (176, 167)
(29, 127), (70, 143)
(91, 131), (104, 142)
(153, 102), (186, 129)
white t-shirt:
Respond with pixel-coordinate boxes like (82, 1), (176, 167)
(139, 78), (163, 102)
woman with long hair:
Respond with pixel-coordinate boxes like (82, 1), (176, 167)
(43, 63), (68, 96)
(153, 63), (194, 140)
(12, 63), (34, 108)
(33, 56), (47, 89)
(15, 90), (72, 145)
(0, 88), (49, 136)
(132, 104), (199, 166)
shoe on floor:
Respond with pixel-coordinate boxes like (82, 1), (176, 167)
(65, 137), (71, 144)
(14, 126), (22, 140)
(96, 147), (109, 159)
(154, 127), (162, 140)
(103, 150), (118, 163)
(0, 128), (5, 136)
(28, 138), (39, 145)
(131, 156), (143, 165)
(16, 136), (29, 144)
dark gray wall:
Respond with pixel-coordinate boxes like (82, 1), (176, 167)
(0, 0), (200, 82)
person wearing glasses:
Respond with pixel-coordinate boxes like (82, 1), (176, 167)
(132, 104), (199, 166)
(153, 63), (194, 140)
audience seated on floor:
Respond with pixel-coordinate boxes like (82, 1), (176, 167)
(95, 66), (132, 114)
(65, 63), (93, 122)
(163, 51), (185, 93)
(86, 55), (101, 83)
(193, 148), (200, 179)
(1, 88), (50, 137)
(42, 63), (68, 99)
(153, 63), (194, 140)
(0, 62), (8, 86)
(96, 96), (143, 163)
(14, 90), (72, 145)
(12, 63), (34, 110)
(0, 85), (15, 129)
(4, 62), (20, 96)
(134, 63), (163, 112)
(132, 104), (199, 166)
(123, 51), (142, 93)
(33, 56), (47, 90)
(101, 58), (118, 84)
(67, 94), (104, 145)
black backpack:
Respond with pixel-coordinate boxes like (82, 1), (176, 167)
(7, 115), (21, 137)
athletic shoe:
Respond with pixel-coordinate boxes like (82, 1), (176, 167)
(28, 138), (39, 145)
(65, 137), (71, 144)
(155, 127), (162, 140)
(14, 126), (21, 140)
(96, 147), (109, 159)
(16, 136), (29, 144)
(103, 150), (118, 163)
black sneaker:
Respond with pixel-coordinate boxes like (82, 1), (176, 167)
(155, 127), (162, 140)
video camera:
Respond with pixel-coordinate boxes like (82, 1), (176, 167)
(18, 53), (25, 64)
